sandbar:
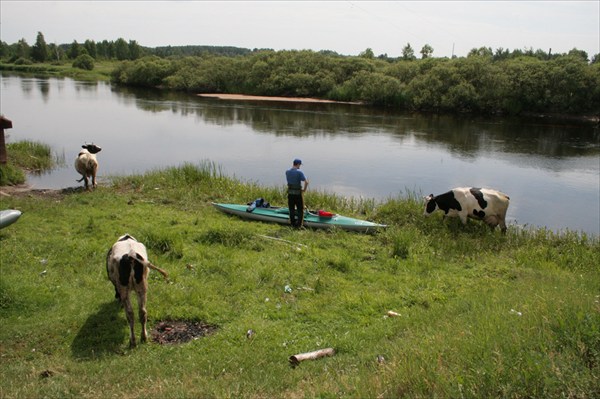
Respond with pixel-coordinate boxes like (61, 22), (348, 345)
(198, 93), (361, 105)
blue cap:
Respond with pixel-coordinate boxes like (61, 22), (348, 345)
(293, 158), (302, 165)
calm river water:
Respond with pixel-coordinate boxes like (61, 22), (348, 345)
(1, 73), (599, 236)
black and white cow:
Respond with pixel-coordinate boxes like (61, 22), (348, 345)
(424, 187), (510, 233)
(106, 234), (169, 348)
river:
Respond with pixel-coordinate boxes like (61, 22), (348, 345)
(1, 72), (598, 236)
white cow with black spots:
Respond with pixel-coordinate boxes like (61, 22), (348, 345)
(424, 187), (510, 233)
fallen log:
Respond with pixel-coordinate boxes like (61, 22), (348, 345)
(289, 348), (335, 366)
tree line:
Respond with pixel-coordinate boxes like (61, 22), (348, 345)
(0, 32), (256, 64)
(2, 32), (599, 116)
(112, 49), (599, 116)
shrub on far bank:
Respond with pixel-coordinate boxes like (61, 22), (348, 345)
(13, 57), (33, 65)
(72, 54), (95, 70)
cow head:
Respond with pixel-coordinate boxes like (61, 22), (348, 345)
(82, 143), (102, 154)
(423, 194), (437, 215)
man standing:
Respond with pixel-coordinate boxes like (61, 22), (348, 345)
(285, 158), (309, 228)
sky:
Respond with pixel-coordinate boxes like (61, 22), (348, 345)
(1, 1), (598, 59)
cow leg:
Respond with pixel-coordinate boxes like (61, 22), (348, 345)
(121, 295), (136, 348)
(91, 171), (97, 188)
(136, 289), (148, 343)
(108, 275), (120, 300)
(459, 213), (468, 225)
(499, 218), (507, 234)
(83, 175), (89, 190)
(484, 215), (498, 231)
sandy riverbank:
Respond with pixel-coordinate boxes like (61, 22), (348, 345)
(197, 93), (362, 105)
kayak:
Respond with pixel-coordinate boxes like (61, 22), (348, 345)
(0, 209), (22, 229)
(212, 203), (386, 233)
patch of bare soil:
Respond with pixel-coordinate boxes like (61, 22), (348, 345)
(0, 184), (86, 200)
(151, 320), (218, 345)
(0, 184), (85, 199)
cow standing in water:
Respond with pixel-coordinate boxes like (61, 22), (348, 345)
(424, 187), (510, 233)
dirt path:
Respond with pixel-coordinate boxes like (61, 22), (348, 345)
(0, 184), (76, 200)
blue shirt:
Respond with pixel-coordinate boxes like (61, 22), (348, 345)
(286, 168), (306, 188)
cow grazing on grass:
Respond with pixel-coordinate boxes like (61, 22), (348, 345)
(424, 187), (510, 233)
(75, 143), (101, 190)
(106, 234), (169, 348)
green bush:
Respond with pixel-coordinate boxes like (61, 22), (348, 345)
(111, 56), (174, 87)
(13, 57), (32, 65)
(72, 54), (95, 70)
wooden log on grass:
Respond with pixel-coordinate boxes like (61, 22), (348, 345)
(289, 348), (335, 366)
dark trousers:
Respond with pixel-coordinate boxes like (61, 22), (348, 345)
(288, 194), (304, 227)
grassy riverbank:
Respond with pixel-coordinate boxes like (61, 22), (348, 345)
(0, 61), (114, 81)
(1, 162), (598, 398)
(0, 141), (57, 186)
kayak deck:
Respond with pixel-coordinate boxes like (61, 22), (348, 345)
(212, 203), (386, 232)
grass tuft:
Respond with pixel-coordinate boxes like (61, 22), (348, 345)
(1, 140), (58, 185)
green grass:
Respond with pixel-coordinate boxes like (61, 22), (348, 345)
(5, 141), (56, 172)
(0, 140), (57, 185)
(1, 163), (598, 398)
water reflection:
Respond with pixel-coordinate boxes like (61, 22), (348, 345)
(38, 79), (50, 102)
(118, 86), (599, 162)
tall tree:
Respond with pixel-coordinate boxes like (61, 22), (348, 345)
(68, 40), (83, 59)
(493, 47), (510, 61)
(114, 38), (130, 60)
(0, 41), (9, 59)
(359, 48), (374, 59)
(47, 43), (64, 61)
(84, 40), (97, 59)
(567, 48), (588, 62)
(15, 38), (30, 59)
(96, 40), (114, 59)
(402, 43), (416, 61)
(468, 47), (493, 58)
(31, 31), (49, 62)
(420, 44), (434, 59)
(128, 40), (141, 60)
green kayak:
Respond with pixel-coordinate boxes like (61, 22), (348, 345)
(212, 203), (386, 233)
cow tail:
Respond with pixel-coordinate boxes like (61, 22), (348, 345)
(147, 263), (169, 280)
